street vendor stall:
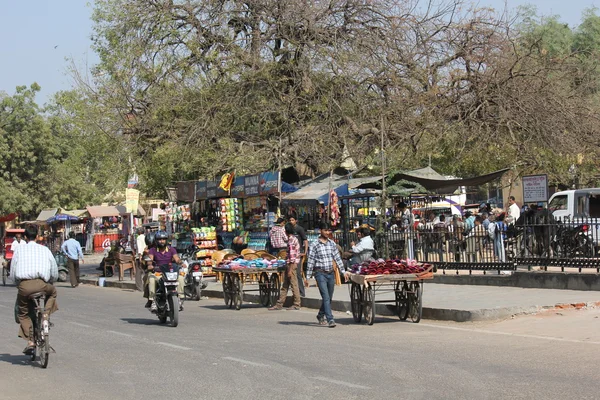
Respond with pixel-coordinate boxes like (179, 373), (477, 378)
(213, 255), (287, 310)
(86, 205), (127, 253)
(347, 259), (433, 325)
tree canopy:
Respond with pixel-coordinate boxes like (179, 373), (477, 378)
(3, 1), (600, 216)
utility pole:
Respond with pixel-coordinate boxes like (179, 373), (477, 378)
(380, 115), (389, 259)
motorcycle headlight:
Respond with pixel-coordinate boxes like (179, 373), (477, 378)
(165, 272), (178, 280)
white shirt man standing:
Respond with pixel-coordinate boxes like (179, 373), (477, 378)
(508, 196), (520, 224)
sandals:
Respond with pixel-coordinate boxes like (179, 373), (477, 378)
(268, 306), (282, 311)
(23, 344), (35, 355)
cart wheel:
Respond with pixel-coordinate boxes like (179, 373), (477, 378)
(395, 281), (410, 321)
(363, 284), (375, 325)
(350, 283), (363, 323)
(222, 274), (233, 308)
(232, 274), (242, 310)
(258, 272), (270, 307)
(269, 273), (281, 307)
(408, 282), (422, 323)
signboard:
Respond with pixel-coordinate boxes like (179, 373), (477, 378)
(206, 180), (218, 199)
(196, 181), (207, 200)
(127, 173), (139, 188)
(176, 181), (196, 203)
(125, 188), (140, 214)
(244, 174), (260, 197)
(522, 174), (548, 203)
(259, 171), (280, 195)
(231, 176), (245, 198)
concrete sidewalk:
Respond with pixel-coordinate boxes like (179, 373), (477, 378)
(80, 271), (600, 323)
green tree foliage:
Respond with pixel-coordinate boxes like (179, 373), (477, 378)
(0, 84), (129, 216)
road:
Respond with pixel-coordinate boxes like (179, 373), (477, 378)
(1, 282), (599, 400)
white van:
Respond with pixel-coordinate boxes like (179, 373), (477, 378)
(548, 189), (600, 219)
(548, 189), (600, 246)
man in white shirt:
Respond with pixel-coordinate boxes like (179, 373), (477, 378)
(10, 232), (26, 252)
(347, 227), (375, 265)
(135, 228), (146, 291)
(12, 225), (59, 355)
(508, 196), (521, 225)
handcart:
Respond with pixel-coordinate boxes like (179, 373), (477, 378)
(213, 267), (285, 310)
(348, 266), (433, 325)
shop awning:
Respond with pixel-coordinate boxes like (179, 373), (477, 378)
(47, 214), (81, 223)
(63, 209), (90, 218)
(36, 209), (58, 222)
(282, 173), (348, 204)
(86, 205), (127, 218)
(355, 167), (510, 193)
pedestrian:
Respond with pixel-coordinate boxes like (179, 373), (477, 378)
(269, 223), (302, 311)
(269, 217), (288, 256)
(12, 225), (59, 355)
(288, 216), (308, 297)
(305, 222), (349, 328)
(508, 196), (520, 224)
(135, 228), (146, 291)
(61, 231), (84, 288)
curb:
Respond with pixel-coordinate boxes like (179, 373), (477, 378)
(79, 277), (596, 323)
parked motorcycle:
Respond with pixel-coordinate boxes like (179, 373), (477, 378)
(153, 264), (181, 327)
(181, 246), (207, 301)
(54, 251), (69, 282)
(552, 223), (595, 258)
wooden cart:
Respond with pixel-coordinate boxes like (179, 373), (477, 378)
(212, 267), (285, 310)
(348, 268), (433, 325)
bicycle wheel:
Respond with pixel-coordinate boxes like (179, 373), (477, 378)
(38, 311), (49, 368)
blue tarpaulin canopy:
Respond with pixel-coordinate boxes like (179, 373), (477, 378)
(47, 214), (81, 223)
(281, 181), (298, 193)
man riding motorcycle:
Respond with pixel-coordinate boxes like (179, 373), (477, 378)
(146, 231), (185, 312)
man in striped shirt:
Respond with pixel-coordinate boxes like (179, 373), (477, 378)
(269, 223), (301, 310)
(306, 222), (349, 327)
(12, 225), (59, 355)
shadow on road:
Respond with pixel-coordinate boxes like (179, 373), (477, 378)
(0, 353), (33, 366)
(121, 318), (157, 325)
(200, 304), (266, 311)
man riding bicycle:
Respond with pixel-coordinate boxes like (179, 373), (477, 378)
(11, 225), (58, 355)
(146, 231), (185, 312)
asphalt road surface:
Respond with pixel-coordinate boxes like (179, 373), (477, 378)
(1, 282), (599, 400)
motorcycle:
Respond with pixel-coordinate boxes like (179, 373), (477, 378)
(552, 223), (595, 258)
(181, 246), (207, 301)
(54, 251), (69, 282)
(153, 264), (181, 327)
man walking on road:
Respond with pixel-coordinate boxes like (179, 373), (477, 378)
(12, 225), (59, 355)
(305, 222), (349, 328)
(61, 231), (84, 288)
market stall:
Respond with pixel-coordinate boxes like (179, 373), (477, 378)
(213, 256), (287, 310)
(347, 259), (433, 325)
(86, 205), (127, 253)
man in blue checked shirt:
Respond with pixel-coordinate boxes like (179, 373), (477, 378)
(305, 222), (350, 328)
(61, 232), (84, 288)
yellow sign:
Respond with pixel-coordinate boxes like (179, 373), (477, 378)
(125, 188), (140, 214)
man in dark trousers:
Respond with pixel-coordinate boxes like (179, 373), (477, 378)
(305, 222), (349, 328)
(61, 231), (84, 288)
(288, 216), (308, 297)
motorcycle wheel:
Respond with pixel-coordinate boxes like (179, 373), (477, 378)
(58, 271), (68, 282)
(168, 295), (179, 327)
(194, 283), (202, 301)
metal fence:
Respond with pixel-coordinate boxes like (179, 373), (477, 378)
(369, 215), (600, 274)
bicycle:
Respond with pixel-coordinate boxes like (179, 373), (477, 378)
(28, 292), (53, 368)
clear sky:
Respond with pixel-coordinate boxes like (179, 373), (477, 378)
(0, 0), (598, 105)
